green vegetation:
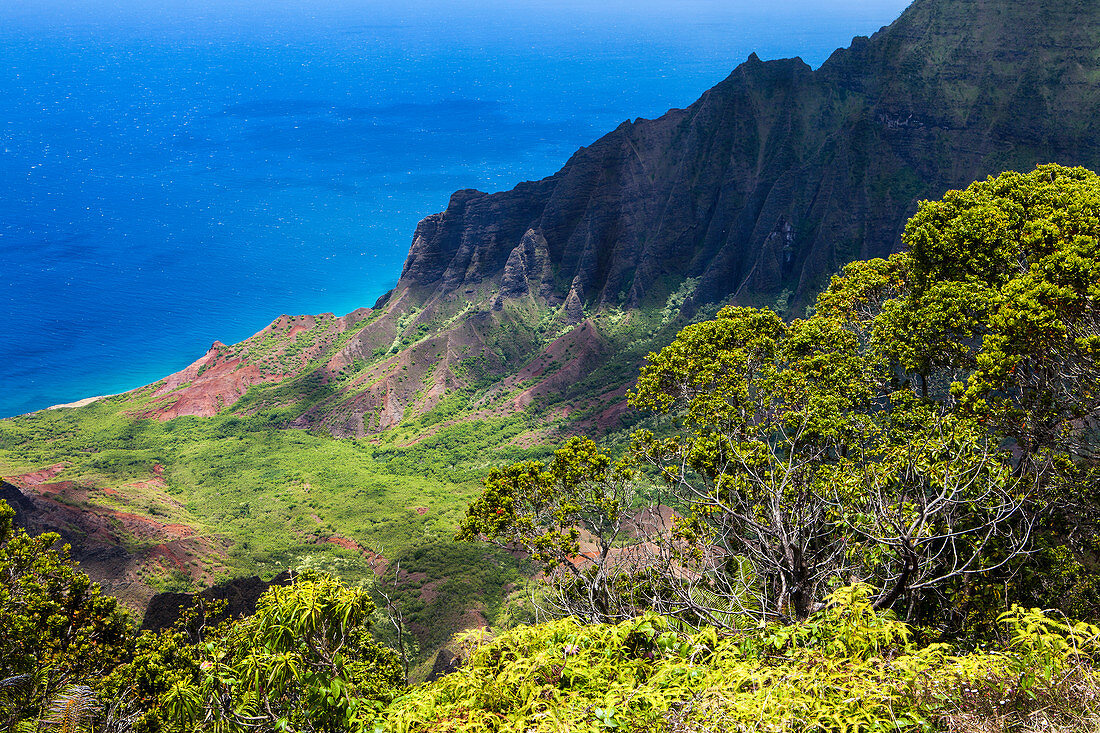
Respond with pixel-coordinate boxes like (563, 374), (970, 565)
(6, 504), (1100, 733)
(461, 165), (1100, 632)
(0, 364), (571, 570)
(163, 573), (403, 733)
(373, 542), (532, 673)
(376, 588), (1100, 733)
(0, 381), (549, 667)
(0, 502), (131, 732)
(7, 165), (1100, 731)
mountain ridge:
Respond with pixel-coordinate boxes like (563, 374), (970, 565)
(392, 0), (1100, 312)
(81, 0), (1100, 440)
(5, 0), (1100, 651)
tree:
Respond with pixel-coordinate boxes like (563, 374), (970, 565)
(456, 436), (660, 623)
(458, 307), (1031, 625)
(461, 165), (1100, 629)
(878, 165), (1100, 470)
(821, 165), (1100, 621)
(629, 309), (1030, 624)
(96, 622), (202, 733)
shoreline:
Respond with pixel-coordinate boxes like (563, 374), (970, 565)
(47, 394), (115, 411)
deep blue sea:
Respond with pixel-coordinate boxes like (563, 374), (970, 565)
(0, 0), (911, 418)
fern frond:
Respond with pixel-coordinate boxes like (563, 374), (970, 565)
(42, 684), (98, 733)
(235, 689), (260, 719)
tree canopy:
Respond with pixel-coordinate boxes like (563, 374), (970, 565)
(461, 164), (1100, 629)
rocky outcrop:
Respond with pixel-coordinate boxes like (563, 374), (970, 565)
(497, 229), (552, 302)
(0, 479), (38, 525)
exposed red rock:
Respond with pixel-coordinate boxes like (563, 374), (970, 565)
(146, 343), (285, 420)
(148, 542), (190, 572)
(13, 463), (68, 485)
(141, 310), (374, 420)
(324, 535), (362, 552)
(1, 468), (228, 613)
(503, 319), (608, 412)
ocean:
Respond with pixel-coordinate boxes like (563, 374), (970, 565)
(0, 0), (911, 418)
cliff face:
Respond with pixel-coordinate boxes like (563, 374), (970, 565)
(391, 0), (1100, 315)
(140, 0), (1100, 437)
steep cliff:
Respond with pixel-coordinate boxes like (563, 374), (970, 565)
(392, 0), (1100, 315)
(142, 0), (1100, 437)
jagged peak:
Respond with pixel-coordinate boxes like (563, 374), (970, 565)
(122, 0), (1100, 438)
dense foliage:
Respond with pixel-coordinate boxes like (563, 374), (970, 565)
(6, 165), (1100, 731)
(161, 573), (403, 733)
(0, 517), (405, 733)
(376, 588), (1100, 733)
(4, 509), (1099, 733)
(461, 164), (1100, 630)
(0, 501), (131, 732)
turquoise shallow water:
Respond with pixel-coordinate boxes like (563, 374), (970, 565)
(0, 0), (911, 418)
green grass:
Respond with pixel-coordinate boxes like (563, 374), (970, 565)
(0, 395), (518, 583)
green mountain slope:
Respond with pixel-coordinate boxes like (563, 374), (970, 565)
(5, 0), (1100, 654)
(116, 0), (1100, 440)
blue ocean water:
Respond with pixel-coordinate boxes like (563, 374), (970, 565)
(0, 0), (911, 418)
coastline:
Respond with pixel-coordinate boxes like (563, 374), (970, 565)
(46, 394), (114, 411)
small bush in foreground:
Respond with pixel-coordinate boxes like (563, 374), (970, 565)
(161, 572), (403, 733)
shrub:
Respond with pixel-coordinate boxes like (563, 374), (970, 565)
(372, 588), (1100, 733)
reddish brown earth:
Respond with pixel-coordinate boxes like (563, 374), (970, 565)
(365, 551), (390, 576)
(115, 275), (638, 442)
(512, 321), (604, 398)
(419, 578), (444, 604)
(147, 342), (285, 420)
(2, 467), (228, 613)
(291, 312), (506, 437)
(398, 569), (429, 584)
(141, 310), (372, 420)
(457, 607), (488, 632)
(286, 525), (387, 574)
(567, 505), (679, 572)
(16, 462), (68, 485)
(574, 384), (635, 433)
(324, 535), (362, 552)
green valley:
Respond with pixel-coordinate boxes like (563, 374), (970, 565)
(7, 0), (1100, 729)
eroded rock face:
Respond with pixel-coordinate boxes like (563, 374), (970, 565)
(498, 229), (552, 301)
(389, 0), (1100, 316)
